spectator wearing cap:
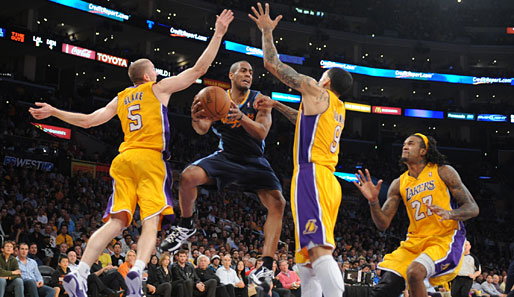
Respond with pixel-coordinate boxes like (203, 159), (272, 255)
(209, 255), (221, 272)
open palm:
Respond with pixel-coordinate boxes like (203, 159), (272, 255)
(248, 2), (283, 32)
(353, 169), (383, 203)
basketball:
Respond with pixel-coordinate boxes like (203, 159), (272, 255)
(196, 86), (230, 120)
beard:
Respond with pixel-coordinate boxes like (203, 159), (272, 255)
(400, 157), (408, 163)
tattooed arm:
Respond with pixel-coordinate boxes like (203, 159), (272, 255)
(249, 3), (328, 115)
(354, 169), (401, 231)
(253, 96), (298, 125)
(428, 165), (479, 221)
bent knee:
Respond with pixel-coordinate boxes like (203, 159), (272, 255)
(407, 262), (427, 282)
(180, 166), (207, 187)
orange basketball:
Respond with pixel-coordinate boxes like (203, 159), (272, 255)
(196, 86), (230, 120)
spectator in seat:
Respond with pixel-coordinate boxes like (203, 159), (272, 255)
(277, 260), (301, 297)
(234, 260), (249, 297)
(67, 251), (78, 271)
(209, 255), (221, 272)
(217, 255), (246, 297)
(16, 242), (55, 297)
(90, 255), (127, 297)
(50, 243), (68, 268)
(50, 255), (70, 297)
(172, 249), (216, 297)
(0, 240), (24, 297)
(118, 250), (136, 278)
(147, 252), (172, 297)
(271, 260), (291, 297)
(55, 225), (73, 248)
(28, 243), (44, 266)
(111, 242), (124, 267)
(195, 254), (233, 297)
(494, 275), (504, 293)
(481, 275), (506, 297)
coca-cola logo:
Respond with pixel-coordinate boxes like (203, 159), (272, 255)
(62, 43), (95, 60)
(96, 52), (128, 68)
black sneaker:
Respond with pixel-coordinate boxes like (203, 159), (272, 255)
(160, 226), (196, 252)
(249, 266), (274, 293)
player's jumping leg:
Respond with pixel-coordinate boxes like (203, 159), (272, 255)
(63, 213), (127, 297)
(297, 264), (322, 297)
(406, 262), (428, 297)
(160, 165), (210, 252)
(126, 215), (160, 297)
(250, 189), (285, 290)
(309, 246), (345, 297)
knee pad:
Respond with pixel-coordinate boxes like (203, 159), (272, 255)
(370, 271), (406, 297)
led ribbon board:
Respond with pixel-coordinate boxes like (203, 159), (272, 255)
(334, 172), (359, 183)
(320, 60), (514, 85)
(405, 109), (444, 119)
(49, 0), (130, 22)
(271, 92), (301, 103)
(225, 41), (305, 65)
(477, 114), (507, 122)
(447, 112), (475, 120)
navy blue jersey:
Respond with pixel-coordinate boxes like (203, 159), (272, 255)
(211, 89), (265, 157)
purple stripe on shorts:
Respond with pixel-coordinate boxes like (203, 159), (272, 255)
(103, 180), (115, 220)
(298, 114), (318, 164)
(161, 105), (171, 159)
(296, 163), (324, 248)
(433, 226), (466, 276)
(164, 160), (174, 207)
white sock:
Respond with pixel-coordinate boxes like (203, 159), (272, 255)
(312, 255), (345, 297)
(298, 263), (322, 297)
(130, 259), (146, 274)
(77, 262), (90, 279)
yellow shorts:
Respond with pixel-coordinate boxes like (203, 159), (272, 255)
(102, 149), (174, 228)
(291, 163), (342, 264)
(378, 228), (466, 287)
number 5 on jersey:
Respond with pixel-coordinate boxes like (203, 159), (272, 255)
(128, 104), (142, 131)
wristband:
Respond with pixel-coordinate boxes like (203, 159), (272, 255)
(238, 114), (244, 121)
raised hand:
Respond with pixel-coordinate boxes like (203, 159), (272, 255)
(29, 102), (55, 120)
(214, 9), (234, 36)
(353, 169), (383, 203)
(253, 95), (275, 110)
(248, 2), (283, 32)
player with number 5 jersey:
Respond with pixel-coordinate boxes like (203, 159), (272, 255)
(29, 9), (234, 297)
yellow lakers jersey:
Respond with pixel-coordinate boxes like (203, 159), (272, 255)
(293, 90), (345, 172)
(399, 163), (460, 237)
(116, 82), (170, 154)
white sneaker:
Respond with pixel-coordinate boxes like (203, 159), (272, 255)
(125, 270), (142, 297)
(160, 226), (196, 252)
(63, 271), (88, 297)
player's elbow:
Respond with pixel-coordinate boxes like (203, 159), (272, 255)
(263, 60), (276, 73)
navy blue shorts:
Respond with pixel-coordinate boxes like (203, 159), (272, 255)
(192, 151), (282, 192)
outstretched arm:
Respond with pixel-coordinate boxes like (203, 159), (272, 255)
(428, 165), (479, 221)
(153, 9), (234, 102)
(254, 95), (298, 125)
(353, 169), (401, 231)
(249, 3), (328, 115)
(29, 98), (118, 129)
